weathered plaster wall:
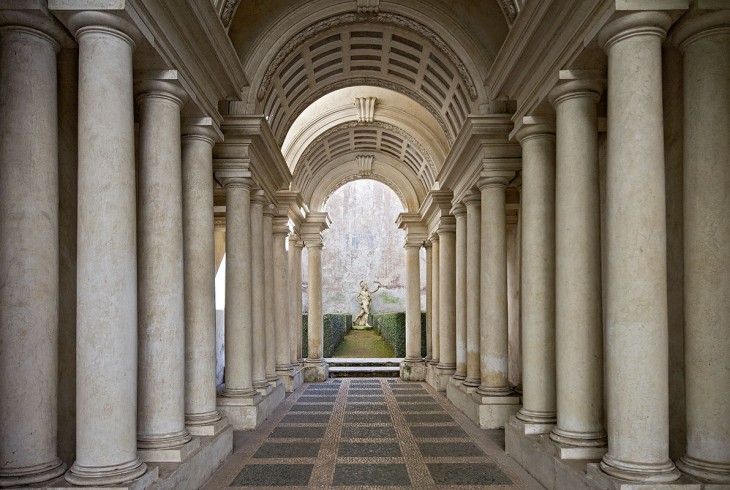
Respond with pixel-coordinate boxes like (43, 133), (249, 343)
(302, 179), (426, 317)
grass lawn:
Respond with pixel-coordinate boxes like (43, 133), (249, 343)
(332, 329), (395, 358)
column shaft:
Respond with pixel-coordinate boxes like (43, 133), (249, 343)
(453, 206), (467, 380)
(477, 177), (511, 395)
(430, 237), (440, 365)
(675, 11), (730, 484)
(424, 241), (433, 361)
(67, 16), (147, 485)
(182, 128), (221, 430)
(288, 234), (300, 366)
(515, 123), (557, 427)
(463, 192), (481, 388)
(250, 193), (268, 390)
(221, 178), (256, 398)
(437, 222), (456, 374)
(0, 24), (66, 487)
(405, 244), (422, 360)
(549, 81), (605, 446)
(307, 244), (324, 360)
(136, 82), (191, 451)
(263, 206), (278, 383)
(273, 222), (292, 374)
(295, 241), (305, 365)
(598, 12), (678, 482)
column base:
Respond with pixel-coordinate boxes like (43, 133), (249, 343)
(0, 458), (67, 488)
(599, 454), (681, 484)
(588, 463), (697, 490)
(217, 381), (284, 430)
(138, 437), (200, 463)
(62, 459), (155, 489)
(303, 360), (329, 382)
(187, 417), (229, 437)
(445, 382), (520, 428)
(399, 359), (426, 381)
(434, 364), (456, 391)
(505, 418), (699, 490)
(276, 366), (304, 392)
(514, 409), (556, 435)
(677, 454), (730, 486)
(549, 427), (607, 460)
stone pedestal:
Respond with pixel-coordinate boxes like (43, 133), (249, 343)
(400, 360), (427, 381)
(216, 383), (288, 431)
(303, 361), (329, 383)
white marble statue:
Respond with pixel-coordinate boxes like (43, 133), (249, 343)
(354, 280), (382, 327)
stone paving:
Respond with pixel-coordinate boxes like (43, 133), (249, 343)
(203, 378), (544, 489)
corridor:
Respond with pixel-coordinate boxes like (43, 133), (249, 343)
(204, 379), (542, 489)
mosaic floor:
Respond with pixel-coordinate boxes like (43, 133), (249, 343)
(203, 378), (544, 489)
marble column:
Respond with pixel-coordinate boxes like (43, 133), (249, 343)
(452, 204), (468, 382)
(597, 11), (679, 483)
(273, 217), (293, 379)
(216, 171), (258, 401)
(263, 205), (279, 385)
(548, 80), (606, 452)
(288, 231), (302, 367)
(295, 239), (305, 365)
(403, 242), (424, 371)
(437, 217), (457, 384)
(250, 191), (269, 393)
(65, 12), (148, 486)
(303, 233), (328, 381)
(674, 10), (730, 485)
(514, 121), (557, 432)
(181, 122), (223, 435)
(136, 79), (194, 459)
(429, 235), (440, 366)
(424, 240), (433, 362)
(0, 19), (67, 487)
(476, 170), (514, 396)
(462, 191), (481, 389)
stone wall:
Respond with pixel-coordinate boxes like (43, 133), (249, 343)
(302, 179), (426, 317)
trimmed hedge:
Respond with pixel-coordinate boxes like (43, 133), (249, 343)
(302, 313), (352, 358)
(371, 312), (428, 358)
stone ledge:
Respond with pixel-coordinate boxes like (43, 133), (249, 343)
(47, 466), (159, 490)
(447, 381), (521, 428)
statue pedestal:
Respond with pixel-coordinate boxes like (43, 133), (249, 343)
(352, 324), (373, 330)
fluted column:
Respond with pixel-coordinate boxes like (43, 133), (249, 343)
(452, 204), (467, 382)
(65, 12), (148, 486)
(424, 240), (433, 362)
(429, 235), (440, 366)
(462, 191), (481, 389)
(437, 217), (457, 383)
(673, 10), (730, 484)
(302, 216), (329, 382)
(288, 231), (302, 367)
(273, 217), (293, 378)
(181, 122), (223, 435)
(250, 191), (269, 393)
(216, 171), (258, 400)
(548, 80), (606, 452)
(514, 121), (557, 431)
(136, 79), (193, 458)
(0, 17), (67, 487)
(597, 12), (679, 483)
(295, 239), (305, 365)
(263, 204), (279, 385)
(476, 169), (515, 396)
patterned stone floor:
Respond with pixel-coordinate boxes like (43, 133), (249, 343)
(203, 378), (544, 489)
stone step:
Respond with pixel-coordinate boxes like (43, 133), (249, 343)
(328, 365), (401, 377)
(325, 357), (404, 367)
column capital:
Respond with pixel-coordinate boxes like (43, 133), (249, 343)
(251, 189), (268, 207)
(272, 216), (290, 237)
(263, 203), (276, 218)
(549, 79), (605, 107)
(214, 216), (226, 232)
(514, 116), (555, 143)
(598, 11), (672, 51)
(300, 211), (330, 248)
(424, 239), (433, 249)
(63, 10), (142, 47)
(670, 9), (730, 49)
(451, 203), (466, 218)
(479, 159), (520, 189)
(437, 215), (456, 235)
(396, 212), (426, 246)
(0, 5), (74, 49)
(463, 189), (481, 206)
(135, 74), (188, 107)
(182, 117), (223, 144)
(215, 169), (252, 189)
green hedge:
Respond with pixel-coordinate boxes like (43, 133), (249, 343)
(371, 312), (428, 358)
(302, 313), (352, 358)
